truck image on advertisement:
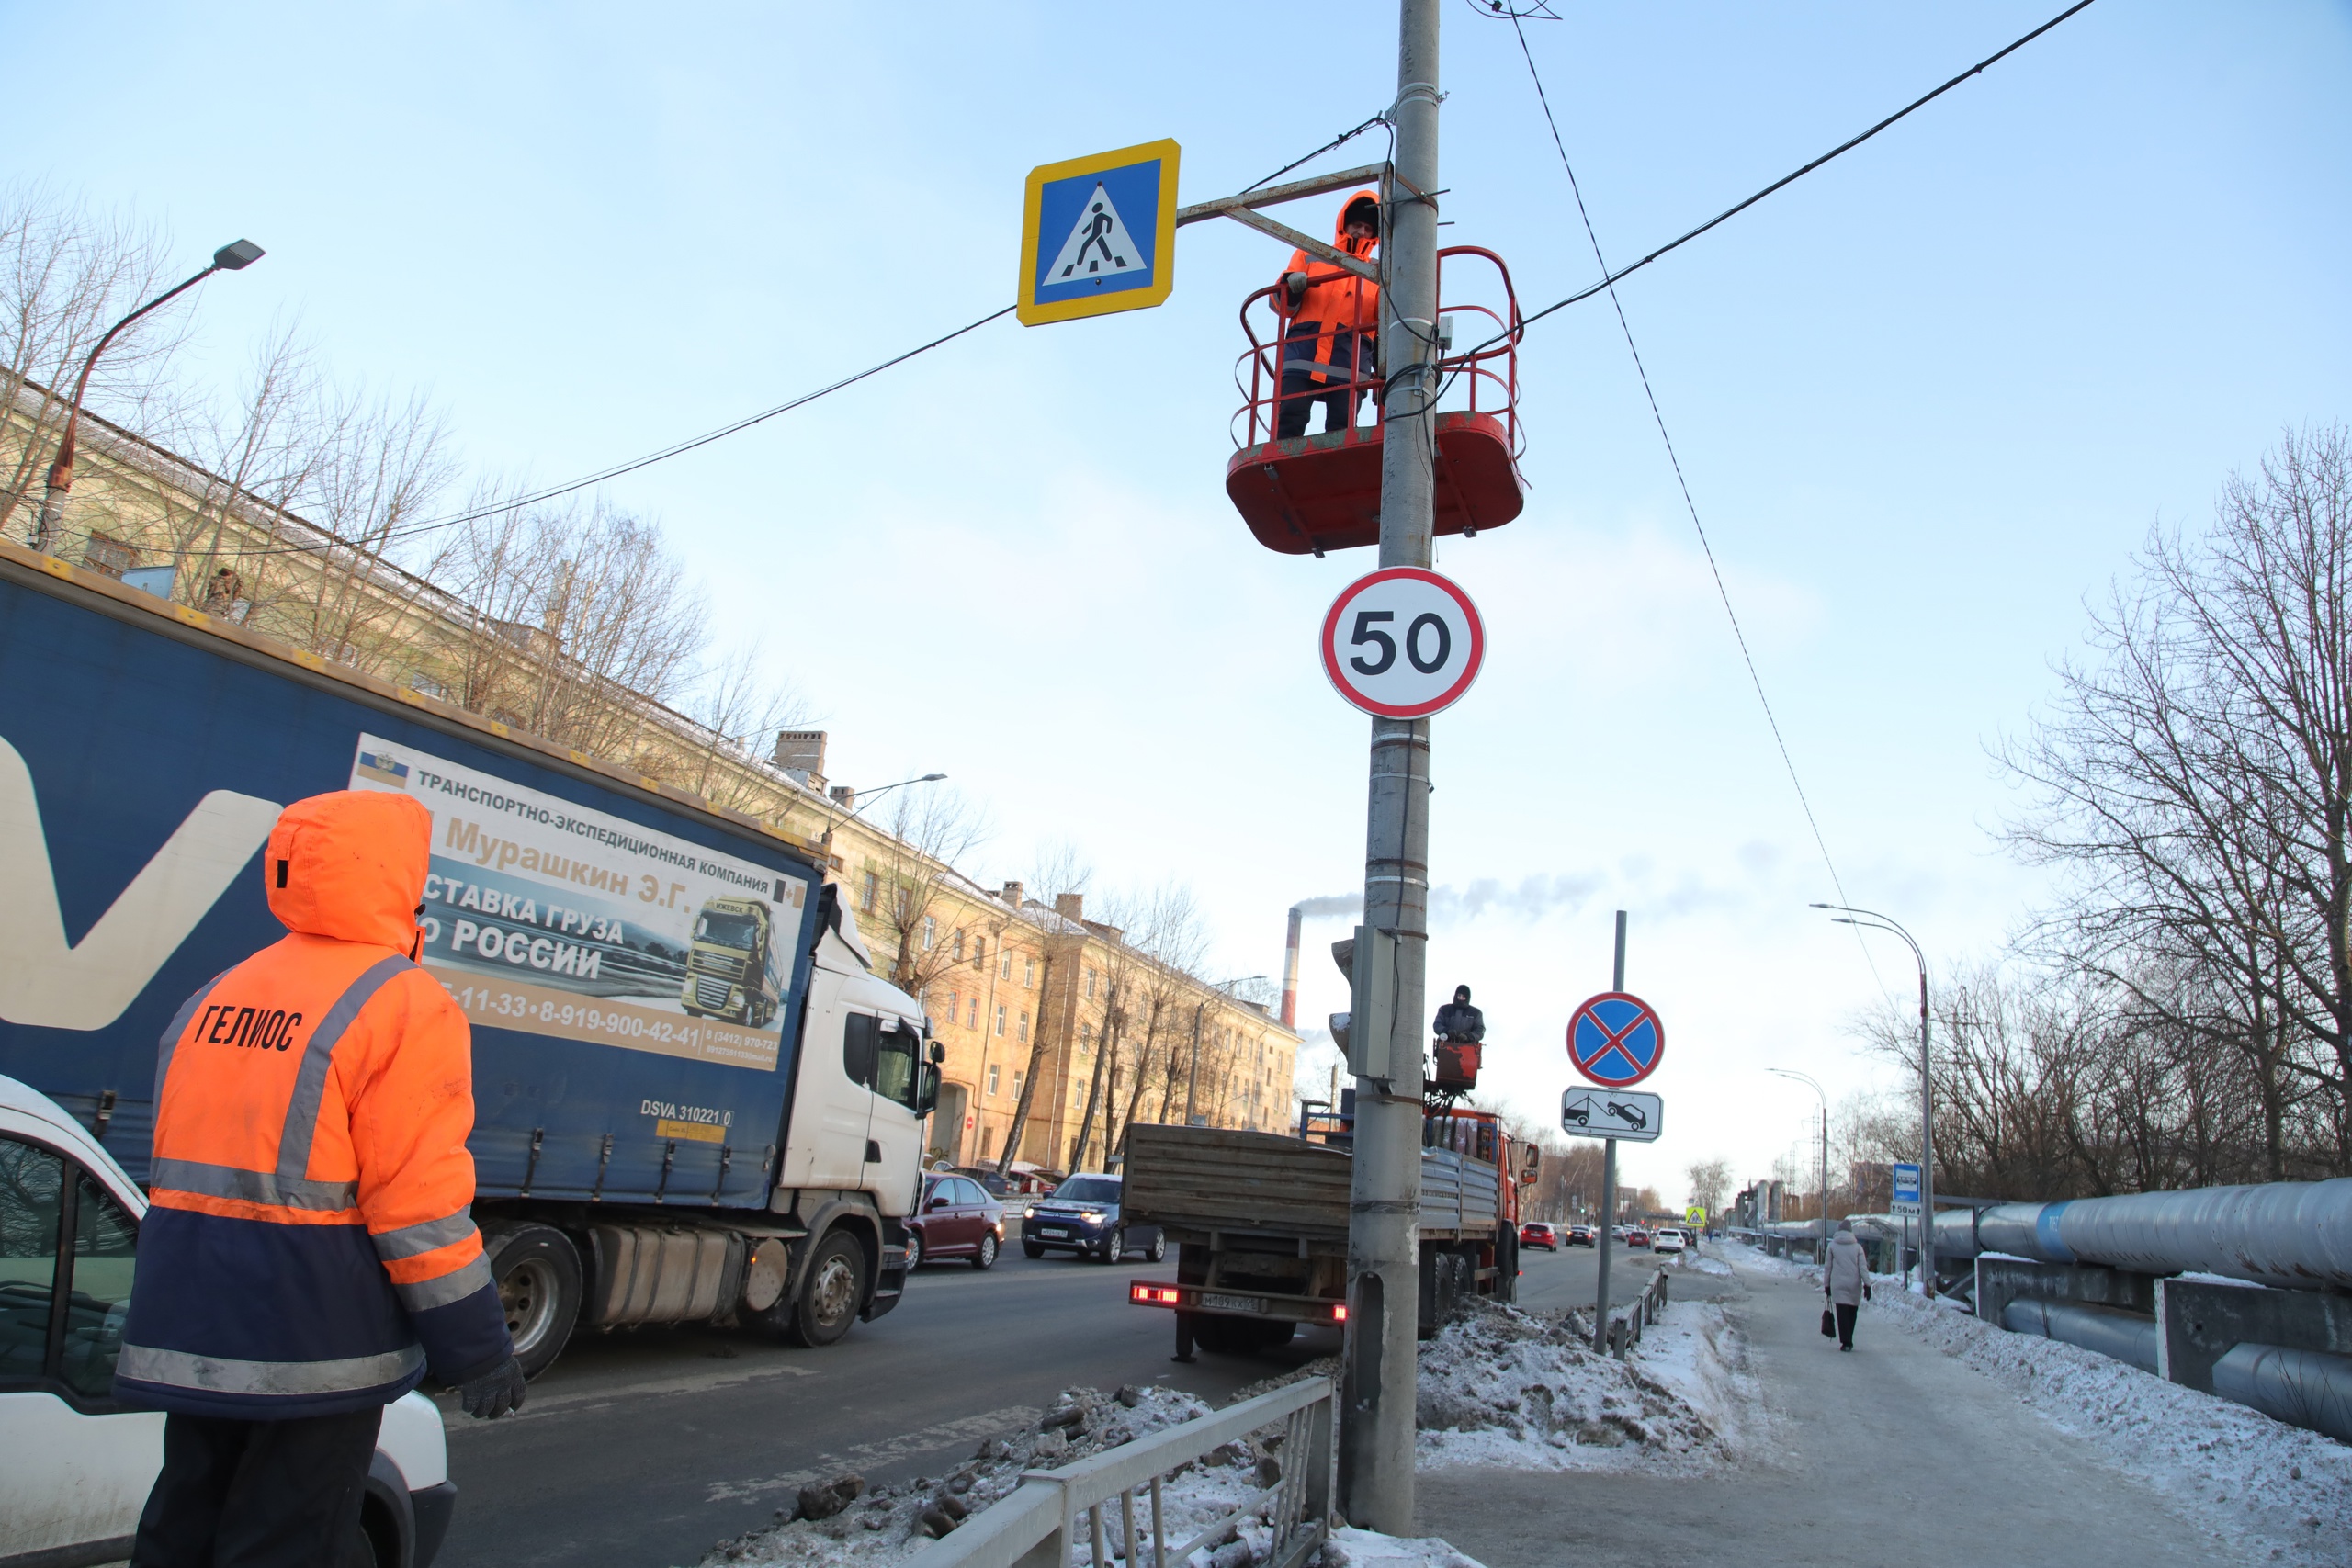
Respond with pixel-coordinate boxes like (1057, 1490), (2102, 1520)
(0, 538), (941, 1382)
(683, 896), (783, 1027)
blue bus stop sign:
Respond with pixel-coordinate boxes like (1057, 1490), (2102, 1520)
(1566, 991), (1665, 1089)
(1893, 1162), (1923, 1214)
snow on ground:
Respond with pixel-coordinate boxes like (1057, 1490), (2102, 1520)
(1870, 1286), (2352, 1568)
(697, 1381), (1487, 1568)
(1412, 1295), (1759, 1474)
(1715, 1239), (2352, 1566)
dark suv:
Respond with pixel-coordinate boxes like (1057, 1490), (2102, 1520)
(1020, 1174), (1165, 1263)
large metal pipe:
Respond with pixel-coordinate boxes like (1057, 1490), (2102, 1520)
(1999, 1298), (2161, 1374)
(1930, 1178), (2352, 1292)
(2212, 1342), (2352, 1444)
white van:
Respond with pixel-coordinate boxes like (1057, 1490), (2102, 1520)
(0, 1075), (454, 1568)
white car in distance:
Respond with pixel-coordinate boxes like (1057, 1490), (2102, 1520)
(0, 1074), (457, 1568)
(1651, 1227), (1688, 1255)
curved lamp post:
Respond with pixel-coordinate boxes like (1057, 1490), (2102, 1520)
(1767, 1066), (1829, 1263)
(1812, 902), (1934, 1290)
(32, 240), (265, 553)
(818, 773), (947, 849)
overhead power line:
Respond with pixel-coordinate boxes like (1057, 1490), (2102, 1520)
(1502, 6), (1876, 984)
(1506, 0), (2101, 338)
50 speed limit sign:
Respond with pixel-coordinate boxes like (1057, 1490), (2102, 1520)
(1320, 567), (1486, 718)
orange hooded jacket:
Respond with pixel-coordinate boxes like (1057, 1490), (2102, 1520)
(117, 789), (513, 1417)
(1274, 189), (1382, 383)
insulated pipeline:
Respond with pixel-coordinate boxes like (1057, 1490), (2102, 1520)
(1931, 1179), (2352, 1292)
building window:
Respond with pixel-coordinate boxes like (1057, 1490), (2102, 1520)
(974, 936), (987, 970)
(81, 532), (136, 579)
(955, 931), (967, 962)
(995, 1004), (1007, 1037)
(1080, 1023), (1094, 1050)
(1013, 1070), (1023, 1096)
(967, 997), (979, 1027)
(1017, 1010), (1030, 1043)
(945, 991), (959, 1024)
(923, 916), (937, 950)
(981, 1125), (995, 1156)
(1000, 953), (1012, 981)
(859, 870), (879, 913)
(1023, 958), (1035, 988)
(987, 1064), (1000, 1095)
(1084, 967), (1097, 999)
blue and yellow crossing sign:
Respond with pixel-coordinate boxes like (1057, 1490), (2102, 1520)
(1017, 139), (1181, 326)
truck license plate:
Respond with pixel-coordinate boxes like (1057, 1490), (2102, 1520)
(1202, 1292), (1263, 1314)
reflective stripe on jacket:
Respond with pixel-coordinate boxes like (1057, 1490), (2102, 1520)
(1275, 189), (1381, 385)
(117, 789), (512, 1418)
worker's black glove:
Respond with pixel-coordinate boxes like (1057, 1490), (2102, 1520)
(1864, 1283), (1873, 1302)
(458, 1356), (526, 1420)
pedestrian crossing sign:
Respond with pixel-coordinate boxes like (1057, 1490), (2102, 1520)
(1018, 139), (1181, 326)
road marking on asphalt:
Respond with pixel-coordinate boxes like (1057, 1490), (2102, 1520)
(704, 1405), (1043, 1503)
(441, 1359), (820, 1429)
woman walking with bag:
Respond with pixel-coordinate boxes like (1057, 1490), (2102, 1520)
(1823, 1219), (1871, 1351)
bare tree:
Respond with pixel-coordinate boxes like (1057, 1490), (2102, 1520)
(2007, 426), (2352, 1179)
(0, 185), (189, 540)
(861, 786), (992, 998)
(1684, 1157), (1731, 1222)
(993, 849), (1096, 1177)
(676, 643), (816, 815)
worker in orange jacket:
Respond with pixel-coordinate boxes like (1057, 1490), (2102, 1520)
(1273, 190), (1381, 439)
(117, 789), (519, 1568)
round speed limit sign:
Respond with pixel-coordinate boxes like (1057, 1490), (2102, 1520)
(1320, 567), (1486, 718)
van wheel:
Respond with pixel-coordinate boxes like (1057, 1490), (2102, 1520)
(1096, 1230), (1124, 1264)
(786, 1232), (865, 1348)
(485, 1224), (582, 1380)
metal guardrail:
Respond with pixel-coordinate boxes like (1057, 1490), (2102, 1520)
(906, 1376), (1334, 1568)
(1603, 1269), (1670, 1359)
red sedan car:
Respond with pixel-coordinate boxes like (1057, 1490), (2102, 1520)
(1520, 1222), (1561, 1251)
(906, 1172), (1004, 1269)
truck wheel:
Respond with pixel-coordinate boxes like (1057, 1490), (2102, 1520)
(485, 1224), (582, 1380)
(1250, 1319), (1296, 1351)
(973, 1232), (1000, 1269)
(1193, 1315), (1246, 1354)
(786, 1231), (866, 1348)
(903, 1230), (923, 1271)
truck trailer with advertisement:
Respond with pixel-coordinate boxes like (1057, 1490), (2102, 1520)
(0, 539), (941, 1378)
(1121, 1105), (1534, 1356)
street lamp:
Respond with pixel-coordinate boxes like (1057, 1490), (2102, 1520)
(1812, 902), (1934, 1292)
(1767, 1067), (1829, 1264)
(1184, 975), (1267, 1127)
(817, 773), (946, 848)
(31, 240), (265, 553)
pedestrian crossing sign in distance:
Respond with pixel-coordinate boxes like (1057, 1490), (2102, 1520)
(1018, 139), (1180, 326)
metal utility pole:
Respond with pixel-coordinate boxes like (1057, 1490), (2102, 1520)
(1338, 0), (1441, 1536)
(1591, 910), (1626, 1354)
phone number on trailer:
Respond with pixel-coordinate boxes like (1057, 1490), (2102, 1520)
(451, 984), (707, 1046)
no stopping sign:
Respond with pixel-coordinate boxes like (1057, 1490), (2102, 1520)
(1321, 567), (1486, 718)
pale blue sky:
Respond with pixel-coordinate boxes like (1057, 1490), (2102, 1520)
(16, 2), (2350, 1196)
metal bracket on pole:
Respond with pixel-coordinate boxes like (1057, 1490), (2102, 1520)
(1174, 162), (1388, 282)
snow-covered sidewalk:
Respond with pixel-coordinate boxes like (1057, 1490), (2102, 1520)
(1418, 1255), (2295, 1568)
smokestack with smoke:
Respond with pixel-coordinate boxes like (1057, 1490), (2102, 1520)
(1281, 907), (1303, 1029)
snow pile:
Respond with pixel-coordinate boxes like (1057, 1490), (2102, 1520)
(1321, 1527), (1486, 1567)
(1679, 1252), (1733, 1278)
(699, 1382), (1358, 1568)
(1877, 1288), (2352, 1567)
(1413, 1297), (1756, 1473)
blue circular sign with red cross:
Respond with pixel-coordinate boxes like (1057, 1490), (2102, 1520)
(1566, 992), (1666, 1088)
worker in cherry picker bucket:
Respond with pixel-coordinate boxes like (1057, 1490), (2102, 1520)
(1273, 191), (1381, 439)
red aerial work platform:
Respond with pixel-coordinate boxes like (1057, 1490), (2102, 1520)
(1226, 246), (1527, 557)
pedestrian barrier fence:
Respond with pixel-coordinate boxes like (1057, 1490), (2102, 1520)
(906, 1375), (1334, 1568)
(1605, 1269), (1670, 1359)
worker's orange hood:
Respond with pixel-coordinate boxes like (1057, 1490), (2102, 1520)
(1334, 190), (1380, 258)
(264, 789), (430, 950)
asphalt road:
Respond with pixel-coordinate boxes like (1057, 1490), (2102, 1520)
(431, 1238), (1683, 1568)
